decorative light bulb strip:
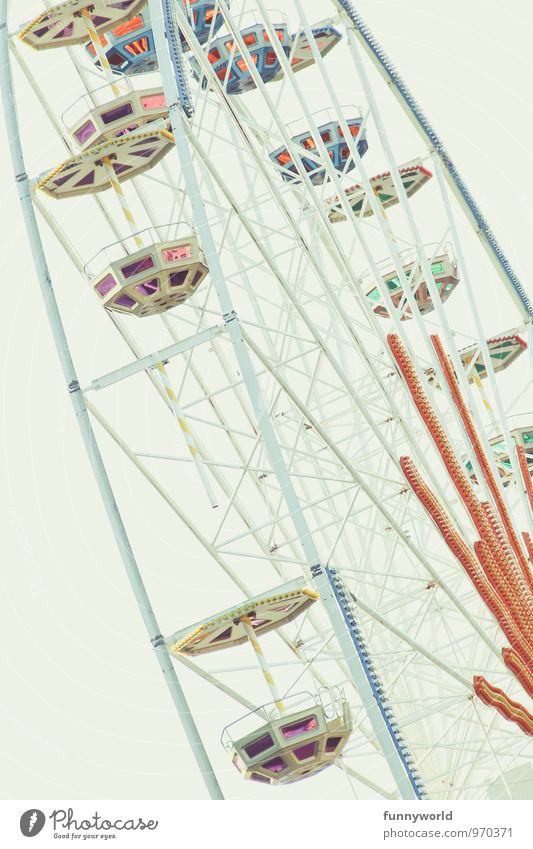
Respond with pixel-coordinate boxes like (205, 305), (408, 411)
(399, 457), (533, 661)
(388, 335), (493, 538)
(502, 647), (533, 699)
(523, 532), (533, 566)
(517, 444), (533, 514)
(431, 333), (531, 585)
(388, 333), (533, 604)
(473, 676), (533, 736)
(400, 457), (533, 730)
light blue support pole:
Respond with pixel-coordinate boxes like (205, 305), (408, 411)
(150, 0), (424, 800)
(0, 0), (223, 801)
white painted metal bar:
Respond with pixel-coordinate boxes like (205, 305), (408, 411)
(176, 17), (478, 550)
(331, 0), (532, 320)
(256, 0), (495, 517)
(0, 0), (223, 801)
(432, 159), (533, 539)
(156, 360), (219, 508)
(88, 324), (225, 391)
(336, 11), (533, 541)
(155, 0), (424, 799)
(182, 125), (475, 545)
(85, 398), (372, 750)
(10, 0), (528, 798)
(243, 329), (502, 656)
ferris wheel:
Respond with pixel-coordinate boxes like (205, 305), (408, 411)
(2, 0), (533, 801)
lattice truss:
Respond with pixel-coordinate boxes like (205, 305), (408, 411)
(8, 0), (533, 799)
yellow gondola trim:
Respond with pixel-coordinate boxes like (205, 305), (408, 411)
(18, 11), (49, 43)
(36, 129), (172, 192)
(19, 1), (87, 43)
(168, 588), (320, 655)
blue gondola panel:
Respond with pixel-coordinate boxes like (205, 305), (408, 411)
(270, 118), (368, 185)
(85, 2), (227, 75)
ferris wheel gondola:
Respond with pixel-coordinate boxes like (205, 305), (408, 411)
(168, 580), (353, 785)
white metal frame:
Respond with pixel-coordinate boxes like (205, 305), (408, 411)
(3, 0), (532, 801)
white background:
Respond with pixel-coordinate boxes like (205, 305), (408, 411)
(1, 0), (532, 804)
